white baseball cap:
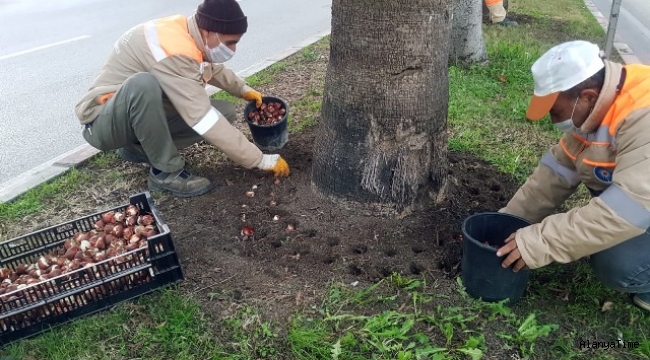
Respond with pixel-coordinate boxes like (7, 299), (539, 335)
(526, 40), (605, 120)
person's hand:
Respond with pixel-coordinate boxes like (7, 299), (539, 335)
(257, 154), (290, 177)
(243, 89), (263, 108)
(496, 232), (528, 272)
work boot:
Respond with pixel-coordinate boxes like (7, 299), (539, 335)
(117, 147), (150, 164)
(632, 293), (650, 312)
(147, 168), (212, 197)
(495, 18), (518, 26)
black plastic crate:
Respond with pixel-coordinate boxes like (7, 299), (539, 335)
(0, 191), (184, 348)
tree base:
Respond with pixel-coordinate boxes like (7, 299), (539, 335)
(310, 175), (450, 219)
(310, 0), (452, 218)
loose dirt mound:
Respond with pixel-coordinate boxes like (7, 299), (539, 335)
(159, 126), (521, 324)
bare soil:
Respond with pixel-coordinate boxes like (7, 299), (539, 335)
(0, 42), (541, 358)
(159, 123), (522, 336)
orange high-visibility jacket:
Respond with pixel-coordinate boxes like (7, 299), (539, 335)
(501, 60), (650, 269)
(75, 14), (263, 169)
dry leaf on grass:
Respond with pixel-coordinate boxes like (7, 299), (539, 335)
(601, 301), (614, 312)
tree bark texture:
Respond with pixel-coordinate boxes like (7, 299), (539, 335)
(450, 0), (487, 64)
(311, 0), (451, 217)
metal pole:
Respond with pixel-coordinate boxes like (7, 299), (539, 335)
(604, 0), (623, 60)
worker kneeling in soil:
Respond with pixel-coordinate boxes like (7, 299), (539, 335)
(74, 0), (290, 198)
(496, 40), (650, 312)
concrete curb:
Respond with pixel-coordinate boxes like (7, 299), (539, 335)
(0, 28), (332, 204)
(583, 0), (642, 65)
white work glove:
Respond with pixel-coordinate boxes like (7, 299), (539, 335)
(256, 154), (290, 177)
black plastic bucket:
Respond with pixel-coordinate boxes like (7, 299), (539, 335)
(461, 212), (532, 305)
(244, 96), (289, 151)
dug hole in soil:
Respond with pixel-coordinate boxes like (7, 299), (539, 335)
(163, 125), (522, 326)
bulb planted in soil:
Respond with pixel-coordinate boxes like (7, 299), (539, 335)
(241, 226), (254, 237)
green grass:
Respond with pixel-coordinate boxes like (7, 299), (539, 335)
(0, 169), (91, 223)
(263, 274), (560, 360)
(3, 0), (649, 358)
(288, 88), (323, 133)
(247, 62), (288, 88)
(2, 288), (221, 360)
(211, 62), (288, 105)
(447, 0), (613, 203)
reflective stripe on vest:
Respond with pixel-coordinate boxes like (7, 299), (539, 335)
(573, 125), (617, 149)
(600, 184), (650, 229)
(192, 107), (221, 135)
(540, 150), (581, 186)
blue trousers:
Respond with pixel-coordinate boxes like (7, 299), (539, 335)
(590, 230), (650, 300)
(586, 187), (650, 299)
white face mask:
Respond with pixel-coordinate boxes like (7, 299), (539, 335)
(205, 33), (235, 63)
(554, 97), (581, 134)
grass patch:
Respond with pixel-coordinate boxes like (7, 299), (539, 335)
(0, 169), (91, 224)
(288, 88), (323, 133)
(211, 39), (327, 106)
(2, 288), (221, 360)
(246, 62), (288, 88)
(447, 0), (614, 205)
(284, 275), (560, 360)
(211, 62), (288, 105)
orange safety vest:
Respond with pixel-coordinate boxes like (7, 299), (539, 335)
(558, 64), (650, 192)
(97, 15), (204, 105)
(484, 0), (503, 6)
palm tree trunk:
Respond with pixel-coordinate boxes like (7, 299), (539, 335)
(311, 0), (452, 217)
(450, 0), (488, 64)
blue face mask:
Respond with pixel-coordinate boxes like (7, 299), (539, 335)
(206, 33), (235, 63)
(554, 97), (581, 134)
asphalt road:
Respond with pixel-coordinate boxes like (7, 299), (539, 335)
(0, 0), (331, 185)
(591, 0), (650, 64)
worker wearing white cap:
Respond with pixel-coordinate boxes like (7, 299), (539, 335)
(496, 40), (650, 312)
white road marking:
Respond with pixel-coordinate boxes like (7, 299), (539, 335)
(0, 35), (92, 61)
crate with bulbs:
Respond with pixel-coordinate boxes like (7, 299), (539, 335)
(0, 192), (183, 347)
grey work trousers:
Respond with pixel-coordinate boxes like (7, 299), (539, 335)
(82, 72), (237, 173)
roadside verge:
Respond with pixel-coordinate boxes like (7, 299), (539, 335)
(584, 0), (642, 64)
(0, 28), (331, 204)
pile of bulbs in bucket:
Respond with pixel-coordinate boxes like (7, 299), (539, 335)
(247, 101), (286, 125)
(0, 204), (161, 312)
